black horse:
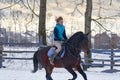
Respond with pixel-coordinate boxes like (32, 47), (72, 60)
(32, 31), (90, 80)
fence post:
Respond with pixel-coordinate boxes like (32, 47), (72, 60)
(0, 42), (3, 68)
(110, 37), (115, 71)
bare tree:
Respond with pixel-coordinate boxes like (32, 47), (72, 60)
(20, 0), (47, 45)
(38, 0), (47, 45)
(84, 0), (92, 69)
(85, 0), (92, 43)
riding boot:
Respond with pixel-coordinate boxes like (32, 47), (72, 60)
(49, 53), (57, 65)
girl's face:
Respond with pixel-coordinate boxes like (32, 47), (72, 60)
(58, 20), (63, 25)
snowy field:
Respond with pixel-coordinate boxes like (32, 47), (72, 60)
(1, 67), (120, 80)
(1, 46), (120, 80)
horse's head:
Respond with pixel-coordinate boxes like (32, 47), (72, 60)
(67, 31), (90, 54)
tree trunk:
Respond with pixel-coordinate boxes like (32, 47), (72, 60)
(38, 0), (47, 45)
(84, 0), (92, 70)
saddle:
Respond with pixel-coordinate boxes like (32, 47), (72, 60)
(47, 45), (65, 60)
(52, 45), (65, 59)
(47, 43), (66, 65)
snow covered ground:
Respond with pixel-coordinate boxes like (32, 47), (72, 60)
(1, 67), (120, 80)
(1, 46), (120, 80)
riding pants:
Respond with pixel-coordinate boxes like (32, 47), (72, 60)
(54, 41), (63, 54)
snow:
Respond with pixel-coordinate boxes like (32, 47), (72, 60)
(1, 68), (120, 80)
(0, 34), (4, 37)
(1, 46), (120, 80)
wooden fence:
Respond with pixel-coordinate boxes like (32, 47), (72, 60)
(82, 51), (120, 72)
(1, 46), (120, 73)
(0, 45), (48, 68)
(0, 50), (7, 68)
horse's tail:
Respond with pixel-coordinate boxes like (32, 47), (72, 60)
(32, 50), (39, 73)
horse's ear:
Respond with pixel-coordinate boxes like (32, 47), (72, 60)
(85, 29), (95, 36)
(85, 31), (91, 36)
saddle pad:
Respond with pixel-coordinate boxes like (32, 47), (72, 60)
(47, 48), (56, 57)
(60, 46), (65, 58)
(47, 47), (65, 58)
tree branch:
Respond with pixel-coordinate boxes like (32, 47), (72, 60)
(0, 0), (20, 10)
(35, 0), (40, 7)
(92, 18), (112, 32)
(20, 0), (29, 9)
(94, 15), (118, 20)
(26, 14), (34, 27)
(110, 0), (112, 5)
(55, 0), (61, 7)
(20, 0), (39, 17)
(26, 0), (39, 17)
(69, 2), (83, 16)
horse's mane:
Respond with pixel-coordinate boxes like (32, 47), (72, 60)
(67, 31), (85, 43)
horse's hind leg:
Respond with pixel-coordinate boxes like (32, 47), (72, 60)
(45, 66), (53, 80)
(65, 67), (77, 80)
(75, 65), (87, 80)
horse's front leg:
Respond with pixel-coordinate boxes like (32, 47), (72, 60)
(45, 66), (53, 80)
(65, 67), (77, 80)
(46, 74), (53, 80)
(75, 64), (87, 80)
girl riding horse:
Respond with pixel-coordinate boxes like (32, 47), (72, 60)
(32, 31), (90, 80)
